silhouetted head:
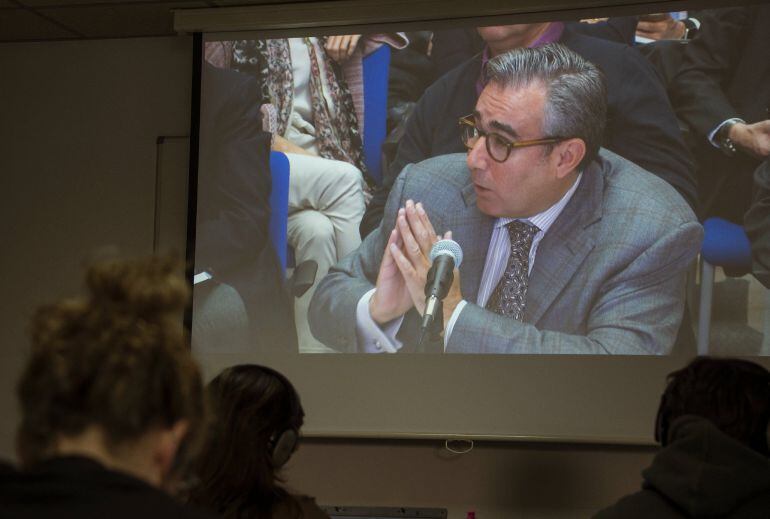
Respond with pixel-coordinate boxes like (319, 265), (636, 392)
(17, 255), (205, 488)
(655, 357), (770, 455)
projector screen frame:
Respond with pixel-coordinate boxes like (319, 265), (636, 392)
(183, 0), (770, 446)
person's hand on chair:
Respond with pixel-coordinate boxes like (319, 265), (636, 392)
(325, 35), (362, 63)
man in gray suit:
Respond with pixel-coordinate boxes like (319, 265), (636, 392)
(309, 44), (702, 354)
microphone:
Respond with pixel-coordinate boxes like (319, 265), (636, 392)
(420, 239), (464, 341)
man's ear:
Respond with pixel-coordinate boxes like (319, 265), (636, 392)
(554, 138), (586, 179)
(154, 420), (189, 479)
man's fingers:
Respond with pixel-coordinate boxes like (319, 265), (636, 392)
(415, 202), (437, 240)
(404, 200), (434, 255)
(325, 35), (344, 61)
(378, 229), (404, 283)
(638, 13), (670, 21)
(326, 34), (360, 62)
(347, 35), (361, 56)
(390, 242), (417, 280)
(390, 242), (427, 314)
(398, 209), (424, 260)
(381, 229), (398, 266)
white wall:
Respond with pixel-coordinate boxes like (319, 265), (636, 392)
(0, 35), (193, 456)
(0, 36), (651, 518)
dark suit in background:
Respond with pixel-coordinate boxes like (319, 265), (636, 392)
(668, 6), (770, 222)
(744, 160), (770, 288)
(429, 18), (638, 80)
(361, 25), (697, 236)
(194, 64), (296, 352)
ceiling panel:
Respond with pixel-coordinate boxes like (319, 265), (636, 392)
(37, 1), (209, 37)
(18, 0), (204, 6)
(0, 7), (80, 40)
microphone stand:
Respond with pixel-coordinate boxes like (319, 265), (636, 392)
(417, 300), (444, 351)
(417, 262), (449, 350)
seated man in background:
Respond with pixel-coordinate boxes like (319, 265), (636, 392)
(310, 44), (702, 354)
(635, 12), (701, 42)
(0, 255), (215, 518)
(194, 63), (297, 354)
(429, 17), (638, 80)
(595, 357), (770, 518)
(360, 19), (696, 237)
(667, 6), (770, 222)
(744, 159), (770, 288)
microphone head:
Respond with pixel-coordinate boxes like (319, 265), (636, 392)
(429, 239), (463, 268)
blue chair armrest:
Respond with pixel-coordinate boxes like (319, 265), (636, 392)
(269, 151), (290, 273)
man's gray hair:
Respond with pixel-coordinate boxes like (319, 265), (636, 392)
(485, 43), (607, 169)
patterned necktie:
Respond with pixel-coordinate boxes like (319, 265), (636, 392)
(485, 220), (540, 320)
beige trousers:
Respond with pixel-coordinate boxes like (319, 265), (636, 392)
(286, 153), (366, 353)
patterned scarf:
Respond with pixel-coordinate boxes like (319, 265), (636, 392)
(231, 38), (367, 175)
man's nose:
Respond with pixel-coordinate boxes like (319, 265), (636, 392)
(466, 135), (488, 169)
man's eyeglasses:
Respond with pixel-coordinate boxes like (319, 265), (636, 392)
(459, 114), (569, 163)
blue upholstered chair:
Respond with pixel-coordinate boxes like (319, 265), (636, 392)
(697, 217), (753, 354)
(269, 150), (316, 296)
(361, 44), (391, 186)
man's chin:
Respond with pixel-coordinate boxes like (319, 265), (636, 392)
(474, 196), (499, 217)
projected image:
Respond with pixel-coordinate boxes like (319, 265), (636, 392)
(192, 7), (770, 355)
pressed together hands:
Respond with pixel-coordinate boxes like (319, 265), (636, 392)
(369, 200), (463, 331)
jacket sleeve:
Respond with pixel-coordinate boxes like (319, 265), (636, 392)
(310, 169), (410, 351)
(669, 7), (749, 137)
(602, 44), (698, 210)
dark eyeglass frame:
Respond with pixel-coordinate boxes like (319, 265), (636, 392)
(459, 114), (569, 163)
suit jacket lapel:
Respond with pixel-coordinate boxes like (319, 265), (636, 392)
(524, 165), (604, 325)
(456, 183), (494, 302)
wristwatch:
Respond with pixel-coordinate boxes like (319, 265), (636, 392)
(681, 17), (700, 40)
(715, 118), (745, 157)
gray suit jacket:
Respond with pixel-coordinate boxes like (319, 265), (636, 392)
(309, 151), (703, 354)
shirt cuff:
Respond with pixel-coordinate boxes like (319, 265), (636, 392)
(443, 300), (468, 352)
(356, 289), (404, 353)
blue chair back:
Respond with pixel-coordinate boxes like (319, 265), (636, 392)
(269, 151), (290, 273)
(701, 217), (752, 273)
(362, 45), (391, 186)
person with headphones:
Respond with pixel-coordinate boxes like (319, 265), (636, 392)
(595, 357), (770, 518)
(189, 364), (328, 519)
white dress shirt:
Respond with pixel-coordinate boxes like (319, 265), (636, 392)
(356, 174), (582, 353)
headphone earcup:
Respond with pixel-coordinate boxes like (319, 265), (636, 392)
(270, 429), (298, 468)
